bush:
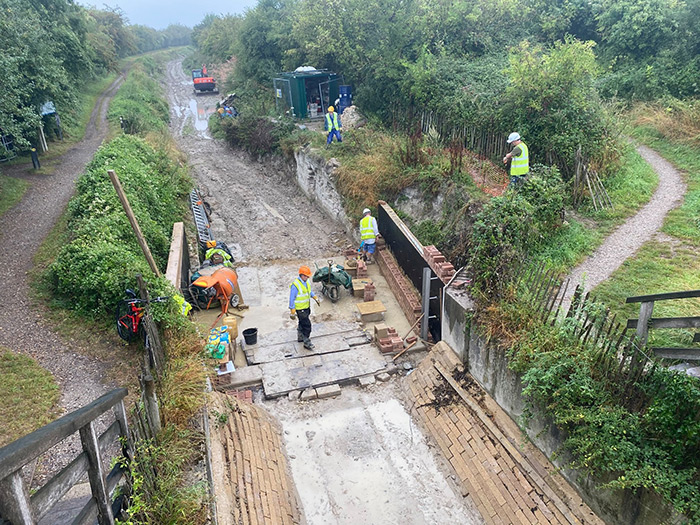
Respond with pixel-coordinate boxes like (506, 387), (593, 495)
(220, 114), (296, 156)
(49, 135), (190, 317)
(108, 66), (169, 134)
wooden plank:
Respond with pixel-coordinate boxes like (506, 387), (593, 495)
(652, 348), (700, 361)
(79, 421), (114, 525)
(627, 316), (700, 330)
(356, 300), (387, 315)
(626, 289), (700, 303)
(0, 471), (33, 525)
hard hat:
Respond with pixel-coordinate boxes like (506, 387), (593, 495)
(507, 132), (521, 144)
(363, 208), (371, 215)
(299, 266), (312, 277)
(206, 240), (217, 249)
(328, 106), (334, 112)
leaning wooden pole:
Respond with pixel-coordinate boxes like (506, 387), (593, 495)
(108, 169), (161, 277)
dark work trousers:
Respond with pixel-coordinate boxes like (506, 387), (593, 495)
(297, 308), (312, 340)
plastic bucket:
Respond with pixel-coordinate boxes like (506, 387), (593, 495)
(242, 328), (258, 345)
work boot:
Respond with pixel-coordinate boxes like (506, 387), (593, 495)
(297, 331), (304, 342)
(303, 337), (315, 350)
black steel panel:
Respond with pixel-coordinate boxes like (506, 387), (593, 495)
(378, 205), (442, 340)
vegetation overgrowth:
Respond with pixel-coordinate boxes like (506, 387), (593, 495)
(484, 293), (700, 522)
(0, 0), (191, 159)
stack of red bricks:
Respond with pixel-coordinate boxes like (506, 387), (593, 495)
(423, 245), (456, 284)
(226, 389), (253, 403)
(356, 259), (368, 278)
(376, 246), (422, 326)
(363, 282), (376, 301)
(375, 324), (403, 354)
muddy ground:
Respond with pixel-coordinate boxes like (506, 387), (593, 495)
(165, 59), (343, 263)
(165, 58), (482, 523)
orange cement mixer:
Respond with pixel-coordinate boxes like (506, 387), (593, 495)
(191, 267), (241, 313)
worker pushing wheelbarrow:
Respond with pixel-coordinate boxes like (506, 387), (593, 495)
(313, 260), (353, 303)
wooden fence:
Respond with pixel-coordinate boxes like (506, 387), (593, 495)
(626, 289), (700, 361)
(0, 389), (131, 525)
(516, 264), (656, 404)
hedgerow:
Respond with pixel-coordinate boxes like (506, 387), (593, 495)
(49, 134), (190, 317)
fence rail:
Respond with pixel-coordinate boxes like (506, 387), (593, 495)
(0, 389), (130, 525)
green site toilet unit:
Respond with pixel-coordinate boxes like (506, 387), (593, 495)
(273, 68), (341, 119)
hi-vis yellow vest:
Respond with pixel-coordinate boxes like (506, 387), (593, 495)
(360, 215), (376, 241)
(326, 112), (340, 131)
(510, 142), (529, 176)
(291, 278), (311, 309)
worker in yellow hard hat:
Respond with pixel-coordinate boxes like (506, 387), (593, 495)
(289, 265), (321, 350)
(325, 106), (342, 146)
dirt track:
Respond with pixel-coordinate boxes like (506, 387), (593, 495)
(0, 74), (128, 482)
(165, 59), (344, 263)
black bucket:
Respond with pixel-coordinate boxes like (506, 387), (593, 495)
(242, 328), (258, 346)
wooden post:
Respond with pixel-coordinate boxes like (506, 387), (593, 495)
(108, 170), (161, 277)
(142, 374), (162, 436)
(0, 471), (34, 524)
(636, 301), (654, 348)
(79, 421), (115, 525)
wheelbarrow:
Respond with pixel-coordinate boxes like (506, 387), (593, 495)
(312, 260), (353, 303)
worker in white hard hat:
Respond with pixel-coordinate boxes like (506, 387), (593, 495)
(359, 208), (379, 264)
(503, 132), (529, 189)
(325, 106), (342, 145)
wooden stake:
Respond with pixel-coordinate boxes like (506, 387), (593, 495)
(392, 340), (417, 361)
(402, 313), (425, 340)
(108, 169), (161, 277)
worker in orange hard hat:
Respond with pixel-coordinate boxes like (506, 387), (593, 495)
(325, 106), (342, 146)
(289, 265), (321, 350)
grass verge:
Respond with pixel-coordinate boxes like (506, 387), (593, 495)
(0, 175), (29, 217)
(0, 347), (60, 447)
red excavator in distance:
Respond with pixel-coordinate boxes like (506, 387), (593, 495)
(192, 64), (219, 95)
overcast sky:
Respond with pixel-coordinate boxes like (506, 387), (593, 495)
(82, 0), (258, 30)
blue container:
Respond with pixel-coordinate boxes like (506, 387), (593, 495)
(338, 85), (352, 114)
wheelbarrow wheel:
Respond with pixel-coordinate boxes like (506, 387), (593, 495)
(328, 285), (339, 303)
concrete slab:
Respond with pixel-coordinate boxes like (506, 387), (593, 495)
(227, 364), (263, 389)
(247, 333), (351, 364)
(316, 384), (341, 399)
(261, 344), (388, 398)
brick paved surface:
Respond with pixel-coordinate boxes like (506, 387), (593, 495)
(209, 393), (303, 525)
(403, 343), (605, 525)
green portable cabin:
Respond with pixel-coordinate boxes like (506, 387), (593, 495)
(273, 68), (341, 119)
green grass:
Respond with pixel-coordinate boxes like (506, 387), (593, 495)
(588, 116), (700, 348)
(630, 125), (700, 243)
(532, 144), (658, 273)
(0, 175), (29, 217)
(0, 347), (60, 447)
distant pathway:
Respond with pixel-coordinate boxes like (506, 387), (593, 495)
(561, 145), (686, 307)
(0, 74), (124, 479)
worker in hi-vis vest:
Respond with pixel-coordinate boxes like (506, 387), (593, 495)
(359, 208), (379, 264)
(325, 106), (342, 145)
(289, 266), (321, 350)
(503, 132), (529, 188)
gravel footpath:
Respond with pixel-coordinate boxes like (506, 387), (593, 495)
(0, 75), (125, 482)
(561, 144), (686, 308)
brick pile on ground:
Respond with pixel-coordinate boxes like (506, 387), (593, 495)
(375, 244), (422, 326)
(209, 392), (303, 524)
(374, 324), (403, 354)
(403, 343), (604, 525)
